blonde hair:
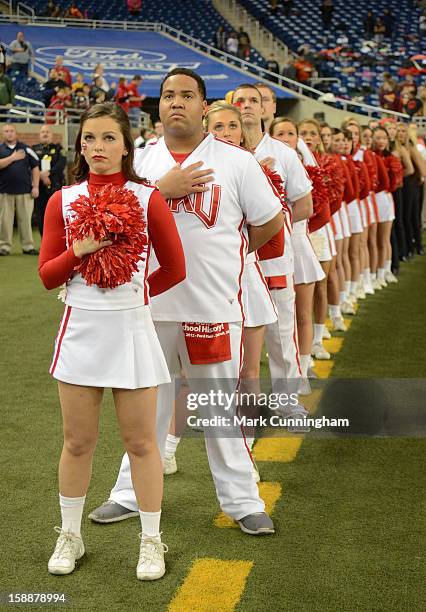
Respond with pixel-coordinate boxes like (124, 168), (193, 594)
(298, 118), (325, 153)
(269, 116), (298, 136)
(203, 101), (251, 149)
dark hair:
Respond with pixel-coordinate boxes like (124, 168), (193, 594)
(269, 116), (298, 136)
(372, 126), (391, 155)
(73, 102), (144, 183)
(232, 83), (262, 102)
(159, 68), (206, 100)
(332, 127), (343, 135)
(342, 128), (353, 141)
(255, 82), (277, 102)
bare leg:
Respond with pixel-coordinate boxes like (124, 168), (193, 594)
(314, 261), (330, 324)
(368, 223), (378, 273)
(113, 387), (162, 512)
(295, 282), (315, 355)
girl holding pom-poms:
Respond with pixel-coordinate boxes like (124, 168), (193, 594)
(39, 103), (186, 580)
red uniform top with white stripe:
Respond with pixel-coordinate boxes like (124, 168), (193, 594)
(134, 133), (282, 323)
(39, 171), (185, 310)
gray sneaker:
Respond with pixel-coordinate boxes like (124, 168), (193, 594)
(237, 512), (275, 535)
(88, 500), (139, 523)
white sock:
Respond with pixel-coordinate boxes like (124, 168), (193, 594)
(371, 271), (377, 281)
(377, 268), (385, 281)
(313, 324), (324, 345)
(139, 510), (161, 537)
(300, 354), (311, 378)
(385, 260), (392, 273)
(329, 304), (341, 318)
(165, 434), (180, 460)
(59, 494), (85, 537)
(350, 281), (358, 295)
(363, 268), (371, 285)
(339, 291), (346, 304)
(345, 280), (351, 295)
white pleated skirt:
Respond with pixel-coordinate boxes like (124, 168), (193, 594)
(367, 194), (378, 224)
(292, 231), (325, 284)
(331, 209), (343, 241)
(375, 190), (395, 222)
(242, 260), (277, 327)
(50, 305), (171, 389)
(339, 202), (352, 238)
(347, 199), (363, 234)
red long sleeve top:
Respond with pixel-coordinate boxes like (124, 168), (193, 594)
(362, 148), (378, 192)
(379, 152), (404, 192)
(345, 155), (360, 200)
(373, 152), (391, 192)
(340, 156), (355, 203)
(38, 171), (186, 295)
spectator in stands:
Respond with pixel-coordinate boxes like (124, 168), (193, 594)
(72, 84), (91, 110)
(382, 9), (394, 38)
(399, 74), (418, 97)
(0, 123), (40, 256)
(418, 83), (426, 114)
(65, 2), (84, 19)
(282, 57), (297, 81)
(265, 53), (280, 76)
(9, 32), (34, 76)
(226, 31), (239, 56)
(381, 90), (401, 112)
(282, 0), (293, 17)
(237, 27), (251, 60)
(134, 127), (156, 148)
(374, 18), (386, 44)
(270, 0), (278, 15)
(43, 68), (67, 106)
(127, 0), (142, 17)
(214, 25), (227, 51)
(321, 0), (334, 29)
(44, 1), (62, 18)
(401, 90), (423, 117)
(379, 72), (398, 106)
(92, 64), (114, 99)
(420, 11), (426, 35)
(54, 56), (72, 86)
(32, 124), (66, 236)
(71, 72), (85, 92)
(127, 75), (146, 127)
(294, 54), (315, 83)
(115, 76), (130, 113)
(364, 11), (375, 38)
(0, 64), (14, 108)
(47, 86), (72, 124)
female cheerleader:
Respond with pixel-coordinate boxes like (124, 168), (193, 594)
(269, 117), (325, 388)
(39, 103), (186, 580)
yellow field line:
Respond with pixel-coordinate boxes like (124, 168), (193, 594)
(313, 360), (335, 378)
(168, 558), (253, 612)
(325, 318), (353, 331)
(323, 337), (344, 354)
(214, 482), (281, 528)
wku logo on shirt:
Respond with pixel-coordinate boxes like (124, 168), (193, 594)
(168, 185), (221, 229)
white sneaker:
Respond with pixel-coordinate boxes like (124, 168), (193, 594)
(378, 277), (388, 288)
(341, 300), (356, 315)
(372, 279), (382, 291)
(348, 293), (358, 305)
(311, 342), (331, 360)
(332, 316), (347, 332)
(364, 283), (375, 295)
(322, 326), (331, 340)
(298, 377), (312, 395)
(163, 456), (177, 475)
(385, 271), (398, 284)
(48, 527), (85, 575)
(356, 286), (366, 300)
(137, 534), (168, 580)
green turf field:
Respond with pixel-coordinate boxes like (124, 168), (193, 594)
(0, 238), (425, 611)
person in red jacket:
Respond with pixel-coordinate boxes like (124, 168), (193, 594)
(372, 126), (397, 285)
(115, 76), (130, 114)
(40, 102), (186, 580)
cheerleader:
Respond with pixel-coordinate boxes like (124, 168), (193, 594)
(329, 129), (356, 314)
(371, 126), (398, 285)
(270, 117), (325, 389)
(343, 118), (375, 295)
(39, 103), (186, 580)
(205, 100), (279, 458)
(298, 119), (336, 360)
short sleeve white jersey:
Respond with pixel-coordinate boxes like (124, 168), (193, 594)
(61, 181), (153, 310)
(254, 133), (312, 276)
(134, 133), (282, 323)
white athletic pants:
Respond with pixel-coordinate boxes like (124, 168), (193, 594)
(110, 321), (265, 520)
(264, 277), (301, 395)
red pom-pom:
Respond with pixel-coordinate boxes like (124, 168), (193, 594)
(383, 154), (404, 191)
(318, 155), (345, 213)
(305, 164), (329, 214)
(66, 184), (148, 289)
(261, 164), (289, 213)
